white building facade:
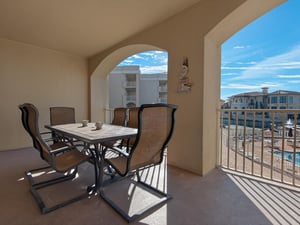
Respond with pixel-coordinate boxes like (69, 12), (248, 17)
(108, 65), (167, 109)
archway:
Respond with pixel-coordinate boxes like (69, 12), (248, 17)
(90, 44), (165, 122)
(201, 0), (286, 174)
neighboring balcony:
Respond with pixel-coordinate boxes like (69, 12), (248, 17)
(126, 95), (136, 102)
(158, 86), (167, 93)
(157, 97), (167, 103)
(123, 81), (136, 88)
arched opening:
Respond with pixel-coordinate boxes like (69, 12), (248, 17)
(202, 0), (285, 174)
(90, 44), (166, 123)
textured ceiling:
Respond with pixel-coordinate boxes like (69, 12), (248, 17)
(0, 0), (201, 57)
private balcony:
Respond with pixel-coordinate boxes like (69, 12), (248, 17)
(2, 143), (299, 224)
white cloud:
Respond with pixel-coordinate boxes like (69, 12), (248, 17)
(287, 80), (300, 83)
(130, 55), (143, 59)
(231, 44), (300, 80)
(277, 74), (300, 78)
(236, 61), (257, 65)
(121, 59), (134, 64)
(140, 52), (154, 57)
(233, 45), (245, 49)
(140, 65), (167, 74)
(222, 72), (239, 76)
(221, 82), (278, 89)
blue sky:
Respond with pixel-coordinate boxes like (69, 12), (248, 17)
(119, 0), (300, 100)
(119, 50), (168, 74)
(221, 0), (300, 100)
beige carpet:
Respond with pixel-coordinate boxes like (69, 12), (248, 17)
(1, 147), (294, 225)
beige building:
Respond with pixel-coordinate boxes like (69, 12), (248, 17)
(108, 66), (167, 109)
(228, 88), (300, 111)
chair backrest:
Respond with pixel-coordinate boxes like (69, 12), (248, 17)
(111, 107), (127, 126)
(19, 103), (52, 162)
(19, 104), (41, 154)
(50, 107), (75, 125)
(126, 107), (139, 147)
(127, 104), (177, 174)
(127, 107), (139, 128)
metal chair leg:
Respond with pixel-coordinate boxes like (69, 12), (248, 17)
(25, 165), (91, 214)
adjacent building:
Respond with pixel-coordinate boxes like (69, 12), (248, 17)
(226, 87), (300, 110)
(108, 65), (168, 109)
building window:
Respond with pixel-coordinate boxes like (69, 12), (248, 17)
(279, 96), (287, 104)
(271, 96), (277, 104)
(288, 96), (293, 104)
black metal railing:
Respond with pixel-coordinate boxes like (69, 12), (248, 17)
(219, 109), (300, 188)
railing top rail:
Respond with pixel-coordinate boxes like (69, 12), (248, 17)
(219, 108), (300, 113)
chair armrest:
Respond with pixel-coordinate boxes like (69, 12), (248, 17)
(49, 145), (75, 155)
(41, 131), (52, 135)
(40, 131), (56, 143)
(103, 146), (129, 158)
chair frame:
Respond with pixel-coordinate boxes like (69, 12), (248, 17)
(19, 103), (96, 214)
(100, 103), (178, 222)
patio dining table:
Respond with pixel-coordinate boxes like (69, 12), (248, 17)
(45, 122), (137, 193)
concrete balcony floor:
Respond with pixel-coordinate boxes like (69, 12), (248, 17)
(1, 148), (299, 225)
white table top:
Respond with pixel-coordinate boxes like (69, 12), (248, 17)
(45, 123), (137, 144)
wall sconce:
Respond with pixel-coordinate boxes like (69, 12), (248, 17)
(177, 57), (193, 93)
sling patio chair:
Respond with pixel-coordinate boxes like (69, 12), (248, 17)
(50, 106), (76, 126)
(99, 103), (178, 222)
(19, 103), (97, 214)
(101, 107), (127, 150)
(49, 106), (79, 144)
(111, 107), (127, 126)
(124, 107), (139, 152)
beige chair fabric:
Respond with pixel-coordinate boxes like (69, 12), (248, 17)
(50, 106), (78, 144)
(111, 107), (127, 126)
(50, 107), (75, 125)
(100, 103), (178, 222)
(106, 104), (176, 175)
(125, 107), (139, 150)
(18, 103), (93, 213)
(101, 107), (127, 149)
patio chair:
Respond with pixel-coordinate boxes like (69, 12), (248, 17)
(100, 103), (178, 222)
(124, 107), (139, 152)
(49, 106), (77, 144)
(101, 107), (127, 150)
(50, 106), (76, 125)
(111, 107), (127, 126)
(19, 103), (96, 214)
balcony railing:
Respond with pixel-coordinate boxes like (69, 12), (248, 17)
(158, 86), (167, 92)
(219, 109), (300, 188)
(126, 95), (136, 101)
(157, 97), (167, 103)
(123, 81), (136, 88)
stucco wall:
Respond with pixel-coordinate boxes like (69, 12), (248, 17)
(89, 0), (248, 175)
(0, 38), (88, 150)
(88, 0), (285, 175)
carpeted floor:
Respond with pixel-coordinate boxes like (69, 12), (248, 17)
(1, 147), (299, 225)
